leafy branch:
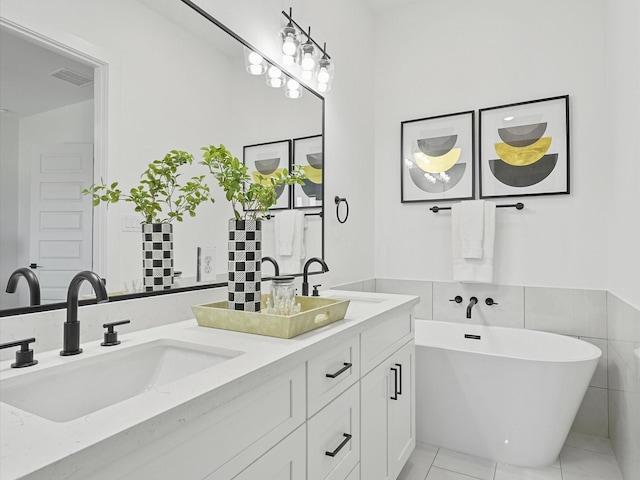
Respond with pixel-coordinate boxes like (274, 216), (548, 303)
(200, 144), (306, 220)
(83, 150), (214, 224)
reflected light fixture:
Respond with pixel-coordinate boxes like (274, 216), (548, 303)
(244, 47), (267, 75)
(285, 79), (303, 99)
(267, 65), (285, 88)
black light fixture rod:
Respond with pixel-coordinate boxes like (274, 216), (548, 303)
(281, 9), (330, 59)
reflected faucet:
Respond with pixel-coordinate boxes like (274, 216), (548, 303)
(61, 271), (109, 356)
(261, 256), (280, 277)
(466, 297), (478, 319)
(5, 268), (41, 306)
(302, 257), (329, 296)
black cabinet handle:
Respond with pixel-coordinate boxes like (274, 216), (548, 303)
(390, 366), (399, 400)
(325, 433), (352, 457)
(326, 362), (352, 379)
(395, 363), (403, 395)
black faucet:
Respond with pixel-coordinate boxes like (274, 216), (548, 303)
(466, 297), (478, 318)
(261, 256), (280, 277)
(61, 271), (109, 356)
(302, 257), (329, 296)
(5, 267), (41, 306)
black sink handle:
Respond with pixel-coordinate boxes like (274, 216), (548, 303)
(0, 337), (38, 368)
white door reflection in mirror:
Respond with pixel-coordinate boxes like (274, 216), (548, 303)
(30, 143), (94, 304)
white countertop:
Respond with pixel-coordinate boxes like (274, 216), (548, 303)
(0, 290), (418, 479)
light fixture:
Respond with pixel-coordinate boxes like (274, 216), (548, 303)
(279, 8), (335, 94)
(316, 44), (335, 92)
(266, 65), (285, 88)
(285, 78), (303, 99)
(279, 8), (299, 65)
(243, 47), (267, 75)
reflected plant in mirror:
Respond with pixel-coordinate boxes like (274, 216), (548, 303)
(200, 144), (305, 220)
(83, 150), (213, 224)
(84, 149), (214, 292)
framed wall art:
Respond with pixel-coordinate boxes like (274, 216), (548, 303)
(479, 95), (570, 199)
(401, 111), (475, 203)
(292, 134), (323, 208)
(243, 139), (291, 211)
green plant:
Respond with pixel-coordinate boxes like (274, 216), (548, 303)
(201, 144), (306, 220)
(84, 150), (213, 223)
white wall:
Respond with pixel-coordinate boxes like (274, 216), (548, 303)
(605, 0), (640, 309)
(0, 114), (20, 308)
(374, 0), (613, 292)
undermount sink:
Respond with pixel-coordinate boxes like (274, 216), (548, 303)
(0, 339), (242, 422)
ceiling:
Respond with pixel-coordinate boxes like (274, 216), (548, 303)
(0, 27), (94, 118)
(365, 0), (421, 13)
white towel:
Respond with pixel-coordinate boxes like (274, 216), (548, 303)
(275, 210), (306, 273)
(452, 201), (496, 283)
(275, 210), (297, 256)
(458, 200), (485, 258)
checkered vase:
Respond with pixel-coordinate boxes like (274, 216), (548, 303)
(228, 219), (262, 312)
(142, 223), (174, 291)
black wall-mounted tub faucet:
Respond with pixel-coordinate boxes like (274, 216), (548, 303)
(466, 297), (478, 319)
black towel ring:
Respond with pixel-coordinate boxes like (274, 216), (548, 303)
(334, 196), (349, 224)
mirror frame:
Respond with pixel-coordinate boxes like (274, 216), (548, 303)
(0, 0), (325, 317)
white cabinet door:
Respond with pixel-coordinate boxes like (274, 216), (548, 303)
(360, 360), (391, 480)
(233, 425), (306, 480)
(360, 340), (415, 480)
(389, 341), (415, 479)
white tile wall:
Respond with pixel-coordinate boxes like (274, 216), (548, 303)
(571, 386), (609, 437)
(524, 287), (607, 338)
(432, 281), (524, 328)
(375, 278), (433, 320)
(607, 292), (640, 480)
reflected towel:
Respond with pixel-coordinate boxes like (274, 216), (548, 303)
(452, 201), (496, 283)
(275, 210), (306, 274)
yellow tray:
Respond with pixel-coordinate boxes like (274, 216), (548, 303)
(191, 295), (350, 339)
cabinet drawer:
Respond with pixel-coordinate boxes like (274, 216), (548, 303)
(361, 311), (413, 375)
(308, 383), (360, 480)
(231, 424), (306, 480)
(307, 335), (360, 416)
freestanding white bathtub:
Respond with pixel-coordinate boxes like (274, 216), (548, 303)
(415, 320), (601, 467)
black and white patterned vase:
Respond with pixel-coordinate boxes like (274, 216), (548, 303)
(142, 223), (174, 291)
(228, 219), (262, 312)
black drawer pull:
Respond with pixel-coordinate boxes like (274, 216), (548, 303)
(390, 367), (399, 400)
(326, 362), (352, 378)
(325, 433), (352, 457)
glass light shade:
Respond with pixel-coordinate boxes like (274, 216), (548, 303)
(266, 66), (285, 88)
(285, 79), (303, 99)
(244, 48), (266, 75)
(300, 42), (316, 71)
(316, 55), (335, 90)
(282, 54), (295, 66)
(279, 24), (299, 56)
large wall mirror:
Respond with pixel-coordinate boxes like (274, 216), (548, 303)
(0, 0), (324, 314)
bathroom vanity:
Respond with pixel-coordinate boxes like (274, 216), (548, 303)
(0, 290), (418, 480)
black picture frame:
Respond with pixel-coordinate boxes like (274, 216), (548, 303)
(292, 134), (323, 209)
(243, 139), (292, 211)
(400, 111), (475, 203)
(479, 95), (570, 199)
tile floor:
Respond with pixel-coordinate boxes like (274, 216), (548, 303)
(398, 432), (625, 480)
